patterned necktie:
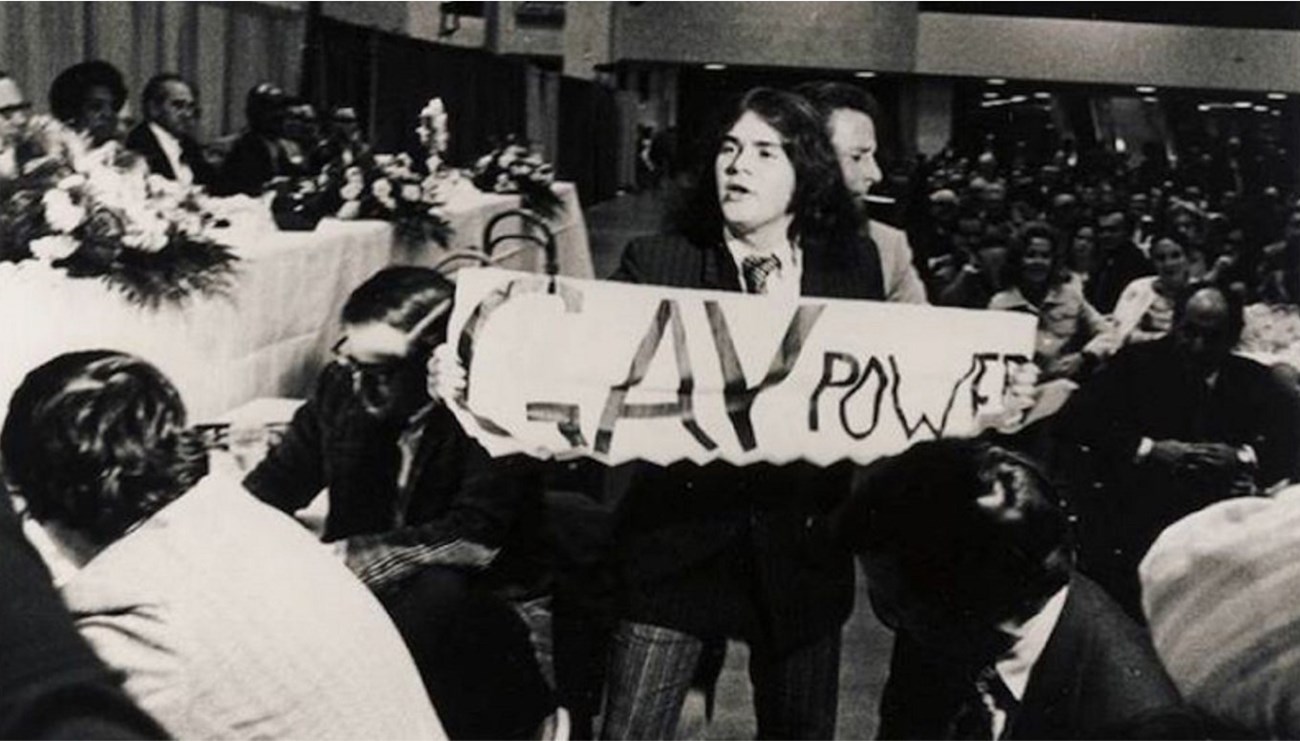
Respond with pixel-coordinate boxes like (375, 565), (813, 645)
(948, 666), (1017, 740)
(741, 254), (781, 294)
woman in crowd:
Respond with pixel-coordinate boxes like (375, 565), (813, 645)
(1066, 223), (1098, 289)
(1, 351), (445, 740)
(48, 60), (126, 147)
(1112, 235), (1193, 346)
(989, 221), (1113, 381)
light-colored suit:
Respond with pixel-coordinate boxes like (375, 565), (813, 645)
(868, 219), (928, 304)
(61, 470), (446, 740)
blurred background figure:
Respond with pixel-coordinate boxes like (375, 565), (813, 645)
(214, 82), (292, 196)
(125, 73), (215, 188)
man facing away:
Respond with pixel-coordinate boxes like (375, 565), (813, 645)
(836, 438), (1199, 740)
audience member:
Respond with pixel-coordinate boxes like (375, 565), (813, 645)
(48, 60), (127, 147)
(1112, 235), (1193, 346)
(838, 438), (1199, 739)
(989, 221), (1112, 382)
(1060, 283), (1300, 618)
(125, 73), (215, 187)
(1088, 209), (1153, 313)
(244, 267), (556, 740)
(1, 351), (445, 740)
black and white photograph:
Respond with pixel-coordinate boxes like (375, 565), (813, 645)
(1, 1), (1299, 739)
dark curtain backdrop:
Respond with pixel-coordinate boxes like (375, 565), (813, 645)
(557, 77), (620, 207)
(303, 14), (526, 169)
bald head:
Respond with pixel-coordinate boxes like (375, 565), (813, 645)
(1174, 285), (1241, 374)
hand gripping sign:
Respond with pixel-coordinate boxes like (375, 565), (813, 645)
(445, 268), (1036, 466)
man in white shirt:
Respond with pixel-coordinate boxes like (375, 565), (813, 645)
(125, 74), (215, 187)
(839, 438), (1198, 739)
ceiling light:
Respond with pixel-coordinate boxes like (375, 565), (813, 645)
(1197, 104), (1211, 112)
(1234, 101), (1253, 109)
(1268, 92), (1288, 100)
(1255, 105), (1270, 112)
(1033, 92), (1051, 100)
(983, 91), (999, 99)
(1009, 95), (1028, 104)
(1136, 85), (1157, 94)
(1272, 110), (1283, 116)
(1142, 96), (1159, 103)
(703, 63), (727, 71)
(854, 71), (876, 79)
(987, 78), (1007, 86)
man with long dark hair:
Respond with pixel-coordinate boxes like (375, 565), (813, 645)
(600, 87), (885, 739)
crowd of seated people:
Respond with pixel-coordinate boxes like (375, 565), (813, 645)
(8, 58), (1300, 741)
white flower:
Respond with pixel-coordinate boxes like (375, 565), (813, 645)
(29, 234), (79, 261)
(401, 184), (421, 202)
(372, 179), (393, 200)
(42, 189), (85, 232)
(56, 173), (87, 191)
(475, 154), (493, 170)
(336, 200), (361, 220)
(378, 194), (396, 211)
(345, 166), (364, 185)
(340, 181), (363, 201)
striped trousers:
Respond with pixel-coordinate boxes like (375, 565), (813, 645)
(601, 621), (841, 739)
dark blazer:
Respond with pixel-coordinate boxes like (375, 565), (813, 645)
(608, 232), (884, 653)
(124, 123), (215, 188)
(1059, 335), (1300, 617)
(244, 363), (548, 595)
(213, 131), (284, 197)
(1088, 241), (1152, 314)
(877, 573), (1200, 740)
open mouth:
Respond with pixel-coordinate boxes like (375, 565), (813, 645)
(723, 182), (751, 197)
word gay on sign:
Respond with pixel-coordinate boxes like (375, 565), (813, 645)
(445, 268), (1036, 466)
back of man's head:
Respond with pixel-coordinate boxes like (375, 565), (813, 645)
(837, 438), (1072, 627)
(0, 350), (206, 548)
(793, 80), (883, 127)
(342, 267), (455, 352)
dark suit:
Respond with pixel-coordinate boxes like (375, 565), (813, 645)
(124, 123), (215, 188)
(213, 131), (286, 197)
(1087, 241), (1152, 314)
(244, 363), (553, 738)
(878, 573), (1199, 740)
(1059, 336), (1300, 618)
(602, 232), (884, 738)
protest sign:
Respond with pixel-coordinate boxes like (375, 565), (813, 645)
(445, 268), (1036, 466)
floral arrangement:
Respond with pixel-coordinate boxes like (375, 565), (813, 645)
(0, 115), (238, 308)
(1240, 303), (1300, 371)
(470, 135), (561, 218)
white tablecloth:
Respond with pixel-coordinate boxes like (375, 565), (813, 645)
(0, 183), (591, 422)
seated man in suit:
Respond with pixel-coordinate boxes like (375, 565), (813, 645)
(2, 351), (444, 740)
(1059, 282), (1300, 619)
(837, 438), (1198, 740)
(125, 74), (215, 188)
(244, 266), (558, 740)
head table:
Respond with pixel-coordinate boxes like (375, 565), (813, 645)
(0, 182), (592, 424)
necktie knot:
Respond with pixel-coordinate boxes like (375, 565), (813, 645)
(741, 254), (781, 294)
(949, 666), (1016, 740)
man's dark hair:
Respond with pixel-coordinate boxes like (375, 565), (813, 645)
(141, 73), (190, 110)
(792, 80), (884, 132)
(1, 351), (206, 547)
(341, 267), (456, 354)
(48, 60), (126, 124)
(245, 82), (288, 135)
(681, 87), (863, 266)
(1173, 281), (1246, 347)
(835, 438), (1072, 624)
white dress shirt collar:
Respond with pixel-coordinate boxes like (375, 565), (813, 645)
(995, 584), (1069, 702)
(149, 122), (193, 185)
(722, 233), (802, 301)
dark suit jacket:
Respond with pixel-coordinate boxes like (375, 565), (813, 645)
(244, 363), (548, 596)
(608, 232), (884, 653)
(1059, 335), (1300, 617)
(124, 123), (215, 188)
(213, 131), (284, 197)
(1088, 241), (1152, 314)
(878, 573), (1200, 740)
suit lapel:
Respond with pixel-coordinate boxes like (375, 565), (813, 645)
(701, 239), (743, 292)
(1007, 576), (1086, 739)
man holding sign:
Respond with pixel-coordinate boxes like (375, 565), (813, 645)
(437, 88), (1035, 739)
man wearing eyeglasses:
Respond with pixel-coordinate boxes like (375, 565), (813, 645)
(0, 73), (31, 178)
(244, 267), (559, 739)
(125, 73), (215, 187)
